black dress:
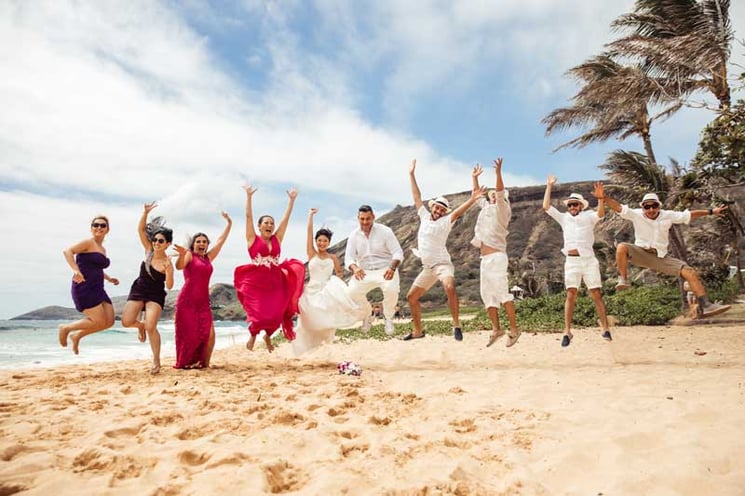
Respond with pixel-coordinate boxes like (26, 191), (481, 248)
(127, 260), (166, 308)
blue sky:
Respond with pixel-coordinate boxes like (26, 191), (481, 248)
(1, 0), (743, 319)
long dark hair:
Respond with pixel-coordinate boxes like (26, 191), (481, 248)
(144, 216), (172, 277)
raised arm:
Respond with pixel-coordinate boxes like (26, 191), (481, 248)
(603, 195), (623, 213)
(274, 187), (297, 243)
(173, 244), (191, 270)
(409, 159), (424, 210)
(138, 202), (158, 250)
(494, 158), (504, 192)
(306, 208), (318, 260)
(451, 183), (486, 223)
(207, 211), (232, 261)
(592, 182), (605, 218)
(472, 163), (483, 190)
(543, 175), (556, 211)
(242, 185), (257, 246)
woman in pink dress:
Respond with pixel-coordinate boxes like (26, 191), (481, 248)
(234, 185), (305, 352)
(173, 211), (232, 369)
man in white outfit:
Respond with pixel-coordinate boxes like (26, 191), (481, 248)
(543, 176), (612, 347)
(472, 158), (520, 348)
(344, 205), (405, 335)
(604, 192), (731, 318)
(404, 159), (484, 341)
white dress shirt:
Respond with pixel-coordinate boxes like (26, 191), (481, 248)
(471, 191), (511, 251)
(344, 223), (404, 270)
(620, 205), (691, 258)
(546, 206), (600, 256)
(413, 205), (453, 267)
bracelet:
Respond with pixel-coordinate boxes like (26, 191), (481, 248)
(708, 208), (714, 215)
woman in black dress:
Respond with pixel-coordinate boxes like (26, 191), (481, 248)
(121, 202), (174, 374)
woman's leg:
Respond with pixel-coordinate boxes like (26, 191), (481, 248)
(67, 303), (116, 355)
(144, 301), (162, 374)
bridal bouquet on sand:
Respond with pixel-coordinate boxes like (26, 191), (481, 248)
(337, 361), (362, 376)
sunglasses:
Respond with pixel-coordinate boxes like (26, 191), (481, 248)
(91, 222), (108, 228)
(642, 203), (660, 210)
(153, 238), (168, 244)
(567, 202), (582, 208)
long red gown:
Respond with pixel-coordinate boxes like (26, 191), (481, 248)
(174, 253), (213, 369)
(234, 235), (305, 340)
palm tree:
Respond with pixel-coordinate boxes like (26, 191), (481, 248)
(609, 0), (734, 109)
(542, 54), (683, 163)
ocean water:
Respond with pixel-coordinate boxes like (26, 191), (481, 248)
(0, 319), (249, 370)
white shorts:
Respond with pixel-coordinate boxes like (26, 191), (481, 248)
(479, 252), (513, 308)
(564, 255), (602, 289)
(412, 263), (455, 291)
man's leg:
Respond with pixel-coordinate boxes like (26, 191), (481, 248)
(680, 267), (731, 318)
(563, 288), (578, 345)
(442, 276), (460, 329)
(406, 285), (427, 338)
(615, 243), (631, 289)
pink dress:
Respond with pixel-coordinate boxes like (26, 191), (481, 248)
(234, 235), (305, 340)
(174, 253), (213, 369)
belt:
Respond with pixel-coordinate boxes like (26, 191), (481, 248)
(567, 253), (580, 257)
(362, 264), (390, 270)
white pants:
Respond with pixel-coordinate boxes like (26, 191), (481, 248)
(480, 252), (514, 309)
(347, 269), (400, 321)
(564, 255), (602, 289)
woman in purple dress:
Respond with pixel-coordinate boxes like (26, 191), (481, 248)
(234, 185), (305, 352)
(58, 215), (120, 355)
(121, 202), (174, 374)
(172, 211), (232, 369)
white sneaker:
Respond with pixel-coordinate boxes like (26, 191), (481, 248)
(384, 319), (395, 336)
(360, 315), (373, 333)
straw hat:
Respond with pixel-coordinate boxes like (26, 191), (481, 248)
(639, 192), (661, 207)
(562, 193), (589, 210)
(428, 196), (451, 213)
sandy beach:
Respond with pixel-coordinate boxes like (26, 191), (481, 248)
(1, 321), (744, 495)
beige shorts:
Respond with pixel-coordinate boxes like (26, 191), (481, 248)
(412, 263), (455, 291)
(565, 255), (602, 289)
(622, 243), (690, 277)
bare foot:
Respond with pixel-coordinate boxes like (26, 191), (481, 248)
(58, 324), (69, 347)
(264, 334), (274, 353)
(70, 332), (81, 355)
(246, 335), (256, 351)
(137, 323), (146, 343)
(150, 360), (161, 375)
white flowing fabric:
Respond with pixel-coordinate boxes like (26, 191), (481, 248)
(293, 257), (362, 356)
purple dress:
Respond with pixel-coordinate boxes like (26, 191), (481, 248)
(71, 252), (112, 312)
(174, 254), (213, 369)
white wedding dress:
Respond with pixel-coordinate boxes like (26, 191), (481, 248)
(292, 256), (362, 356)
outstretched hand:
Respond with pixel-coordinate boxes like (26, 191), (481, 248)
(221, 211), (232, 222)
(172, 244), (188, 256)
(472, 164), (484, 177)
(547, 175), (557, 186)
(409, 159), (417, 175)
(144, 201), (158, 214)
(309, 207), (318, 216)
(493, 158), (503, 171)
(592, 181), (604, 199)
(242, 184), (257, 196)
(287, 187), (298, 200)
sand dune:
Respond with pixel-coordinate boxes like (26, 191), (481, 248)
(1, 323), (744, 495)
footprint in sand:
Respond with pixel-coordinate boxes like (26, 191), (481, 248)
(179, 450), (211, 466)
(262, 459), (309, 493)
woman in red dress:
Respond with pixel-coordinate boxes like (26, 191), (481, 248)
(234, 185), (305, 352)
(173, 211), (232, 369)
